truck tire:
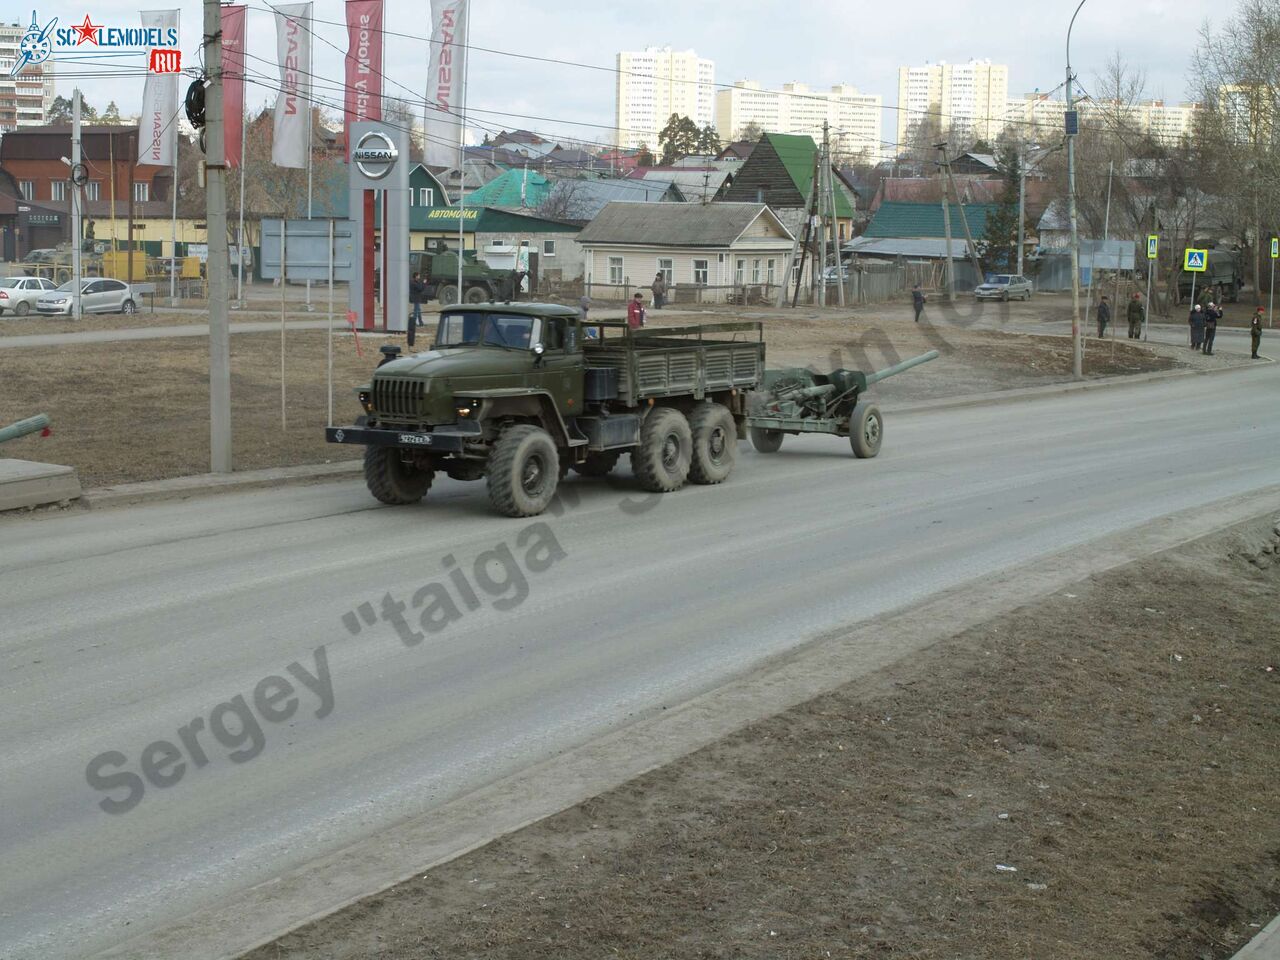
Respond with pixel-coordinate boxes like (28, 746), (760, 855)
(849, 402), (883, 459)
(572, 450), (621, 477)
(364, 446), (434, 504)
(749, 427), (784, 453)
(487, 424), (559, 517)
(437, 283), (460, 305)
(688, 403), (736, 484)
(631, 407), (692, 492)
(464, 285), (489, 304)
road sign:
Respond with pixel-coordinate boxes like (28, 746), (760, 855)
(1147, 235), (1159, 260)
(1271, 237), (1278, 259)
(1184, 248), (1208, 272)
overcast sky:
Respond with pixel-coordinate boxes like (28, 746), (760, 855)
(32, 0), (1225, 148)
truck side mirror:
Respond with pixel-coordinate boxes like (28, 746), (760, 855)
(533, 343), (545, 366)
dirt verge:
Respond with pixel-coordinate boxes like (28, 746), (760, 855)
(243, 517), (1280, 960)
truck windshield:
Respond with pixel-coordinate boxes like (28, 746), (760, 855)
(435, 312), (539, 349)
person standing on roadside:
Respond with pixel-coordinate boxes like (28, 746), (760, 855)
(1203, 301), (1221, 354)
(1251, 305), (1263, 358)
(1095, 295), (1111, 337)
(627, 291), (646, 330)
(1127, 292), (1144, 339)
(912, 284), (926, 322)
(1189, 303), (1205, 349)
(651, 272), (667, 310)
(410, 272), (424, 327)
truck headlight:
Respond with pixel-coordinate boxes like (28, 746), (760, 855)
(357, 390), (373, 413)
(456, 405), (472, 418)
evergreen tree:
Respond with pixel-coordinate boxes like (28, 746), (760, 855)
(978, 144), (1023, 272)
(657, 113), (701, 165)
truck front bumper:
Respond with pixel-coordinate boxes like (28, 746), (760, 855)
(325, 425), (473, 452)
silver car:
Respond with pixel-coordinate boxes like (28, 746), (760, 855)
(975, 274), (1033, 301)
(0, 276), (58, 316)
(36, 278), (139, 316)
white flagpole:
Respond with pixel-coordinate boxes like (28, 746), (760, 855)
(169, 8), (179, 307)
(305, 3), (313, 311)
(237, 97), (247, 304)
(455, 0), (470, 296)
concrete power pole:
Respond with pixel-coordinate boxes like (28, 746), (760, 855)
(71, 89), (83, 321)
(205, 0), (232, 472)
(937, 143), (955, 303)
(1066, 0), (1086, 378)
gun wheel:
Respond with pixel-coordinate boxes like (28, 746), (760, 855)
(850, 402), (883, 459)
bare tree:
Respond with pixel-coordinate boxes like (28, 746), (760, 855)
(536, 179), (591, 221)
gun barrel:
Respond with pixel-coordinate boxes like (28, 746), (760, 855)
(0, 414), (50, 444)
(864, 350), (940, 386)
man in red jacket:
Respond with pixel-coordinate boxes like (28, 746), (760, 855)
(627, 291), (646, 330)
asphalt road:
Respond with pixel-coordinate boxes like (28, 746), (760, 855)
(2, 360), (1278, 960)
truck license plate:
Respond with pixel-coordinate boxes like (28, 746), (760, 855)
(399, 433), (432, 445)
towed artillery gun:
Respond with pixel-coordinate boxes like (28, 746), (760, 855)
(744, 350), (939, 457)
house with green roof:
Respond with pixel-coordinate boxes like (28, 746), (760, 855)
(862, 200), (997, 240)
(717, 132), (858, 240)
(462, 168), (554, 210)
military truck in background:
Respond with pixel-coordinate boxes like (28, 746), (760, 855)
(1177, 248), (1244, 304)
(408, 240), (510, 304)
(326, 303), (766, 516)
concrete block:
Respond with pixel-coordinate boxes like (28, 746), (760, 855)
(0, 459), (82, 512)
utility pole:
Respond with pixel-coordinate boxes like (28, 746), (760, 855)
(937, 143), (955, 303)
(824, 122), (845, 307)
(942, 150), (984, 282)
(71, 89), (83, 321)
(817, 146), (828, 306)
(205, 0), (232, 472)
(1016, 149), (1026, 277)
(1066, 0), (1087, 378)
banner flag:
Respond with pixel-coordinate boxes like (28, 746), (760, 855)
(222, 5), (247, 167)
(137, 9), (179, 166)
(272, 2), (313, 169)
(344, 0), (383, 159)
(424, 0), (466, 169)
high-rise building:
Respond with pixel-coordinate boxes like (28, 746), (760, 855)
(615, 46), (715, 150)
(715, 81), (884, 160)
(896, 60), (1008, 146)
(0, 22), (56, 133)
(1003, 92), (1205, 145)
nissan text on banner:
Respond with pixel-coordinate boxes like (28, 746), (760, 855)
(137, 9), (179, 166)
(344, 0), (383, 159)
(221, 5), (247, 167)
(272, 2), (313, 169)
(424, 0), (466, 169)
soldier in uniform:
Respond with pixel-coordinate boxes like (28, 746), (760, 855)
(1126, 292), (1144, 339)
(1251, 306), (1264, 359)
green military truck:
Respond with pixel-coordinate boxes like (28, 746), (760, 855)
(408, 241), (509, 304)
(326, 302), (766, 516)
(1176, 248), (1244, 304)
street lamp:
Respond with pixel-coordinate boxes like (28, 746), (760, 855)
(1066, 0), (1087, 378)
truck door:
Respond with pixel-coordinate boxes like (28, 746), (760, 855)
(536, 316), (584, 416)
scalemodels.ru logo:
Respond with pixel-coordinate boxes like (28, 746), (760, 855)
(8, 9), (181, 78)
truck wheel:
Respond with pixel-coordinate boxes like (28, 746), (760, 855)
(364, 446), (434, 504)
(464, 285), (488, 304)
(487, 424), (559, 517)
(749, 427), (784, 453)
(437, 284), (460, 305)
(631, 407), (692, 492)
(572, 450), (621, 477)
(688, 403), (736, 484)
(849, 402), (883, 459)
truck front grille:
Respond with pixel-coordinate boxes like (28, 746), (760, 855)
(373, 377), (425, 419)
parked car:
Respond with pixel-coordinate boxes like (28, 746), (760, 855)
(975, 274), (1033, 301)
(822, 265), (849, 285)
(36, 278), (138, 316)
(0, 276), (58, 316)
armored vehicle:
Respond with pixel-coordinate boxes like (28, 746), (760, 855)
(326, 303), (766, 516)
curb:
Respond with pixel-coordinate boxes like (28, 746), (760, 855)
(83, 459), (363, 509)
(884, 354), (1271, 416)
(1232, 913), (1280, 959)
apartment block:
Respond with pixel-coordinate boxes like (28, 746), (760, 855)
(1003, 92), (1205, 144)
(0, 22), (56, 133)
(716, 81), (884, 161)
(896, 60), (1008, 144)
(615, 46), (715, 150)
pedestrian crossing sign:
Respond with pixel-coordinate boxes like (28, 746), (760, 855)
(1147, 235), (1158, 260)
(1271, 237), (1278, 259)
(1184, 248), (1208, 272)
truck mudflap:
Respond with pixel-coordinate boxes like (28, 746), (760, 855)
(325, 425), (469, 452)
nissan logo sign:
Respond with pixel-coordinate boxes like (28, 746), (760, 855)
(352, 130), (398, 180)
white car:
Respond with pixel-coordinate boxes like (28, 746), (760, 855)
(975, 274), (1034, 301)
(36, 278), (139, 316)
(0, 276), (58, 316)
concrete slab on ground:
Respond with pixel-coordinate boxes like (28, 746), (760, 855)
(1233, 915), (1280, 959)
(0, 459), (81, 511)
